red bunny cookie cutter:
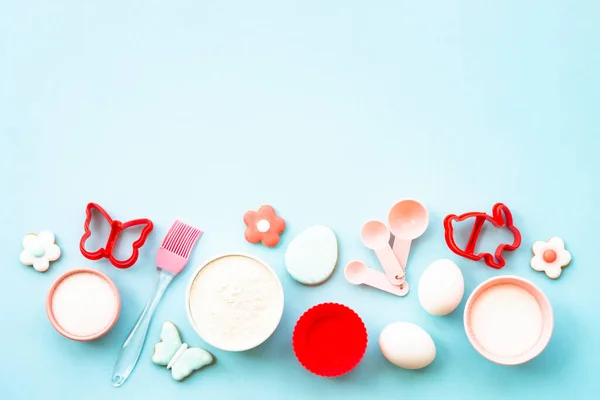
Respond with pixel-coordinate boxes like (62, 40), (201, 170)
(443, 203), (521, 269)
(80, 202), (154, 269)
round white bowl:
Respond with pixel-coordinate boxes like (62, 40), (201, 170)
(186, 253), (284, 352)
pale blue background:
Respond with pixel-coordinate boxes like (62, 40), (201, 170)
(1, 1), (599, 399)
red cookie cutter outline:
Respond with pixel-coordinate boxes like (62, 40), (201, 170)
(443, 203), (521, 269)
(80, 202), (154, 269)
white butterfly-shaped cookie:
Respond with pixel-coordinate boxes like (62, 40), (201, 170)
(152, 321), (214, 381)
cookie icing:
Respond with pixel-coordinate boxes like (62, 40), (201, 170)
(243, 205), (286, 247)
(285, 226), (338, 285)
(531, 237), (571, 279)
(20, 231), (61, 272)
(153, 321), (214, 381)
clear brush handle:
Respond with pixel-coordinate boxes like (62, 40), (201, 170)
(111, 268), (174, 387)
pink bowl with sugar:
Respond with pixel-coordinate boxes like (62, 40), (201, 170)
(47, 268), (121, 341)
(464, 275), (553, 365)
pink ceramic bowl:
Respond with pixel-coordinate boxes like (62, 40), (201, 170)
(464, 275), (553, 365)
(47, 268), (121, 341)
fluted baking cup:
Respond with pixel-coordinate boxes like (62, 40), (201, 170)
(292, 302), (367, 377)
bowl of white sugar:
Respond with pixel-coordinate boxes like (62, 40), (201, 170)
(47, 268), (120, 341)
(464, 276), (553, 365)
(186, 254), (285, 352)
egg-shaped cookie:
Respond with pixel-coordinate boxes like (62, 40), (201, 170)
(285, 226), (338, 285)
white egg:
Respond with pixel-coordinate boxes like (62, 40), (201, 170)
(285, 226), (338, 285)
(379, 322), (436, 369)
(418, 259), (464, 316)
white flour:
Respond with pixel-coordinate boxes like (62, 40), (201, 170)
(471, 284), (543, 357)
(188, 255), (284, 351)
(52, 272), (118, 337)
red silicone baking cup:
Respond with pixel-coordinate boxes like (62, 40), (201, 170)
(292, 302), (368, 378)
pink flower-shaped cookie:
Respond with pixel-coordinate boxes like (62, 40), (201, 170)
(531, 237), (571, 279)
(244, 205), (286, 247)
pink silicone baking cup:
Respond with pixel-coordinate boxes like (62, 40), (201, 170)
(464, 275), (553, 365)
(292, 303), (368, 378)
(46, 268), (121, 342)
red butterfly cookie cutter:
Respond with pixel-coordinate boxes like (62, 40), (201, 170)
(443, 203), (521, 269)
(80, 203), (154, 269)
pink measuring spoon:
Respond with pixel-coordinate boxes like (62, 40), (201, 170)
(361, 220), (405, 285)
(345, 261), (409, 296)
(388, 199), (429, 269)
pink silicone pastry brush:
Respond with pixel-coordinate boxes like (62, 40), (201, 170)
(111, 221), (202, 387)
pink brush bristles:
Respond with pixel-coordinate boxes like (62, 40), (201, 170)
(110, 220), (203, 387)
(157, 221), (203, 275)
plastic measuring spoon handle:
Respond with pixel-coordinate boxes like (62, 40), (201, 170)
(392, 238), (412, 270)
(358, 266), (409, 296)
(374, 245), (405, 285)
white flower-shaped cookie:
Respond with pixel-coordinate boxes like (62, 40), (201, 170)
(530, 237), (571, 279)
(20, 231), (61, 272)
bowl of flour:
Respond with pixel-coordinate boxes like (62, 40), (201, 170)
(186, 254), (285, 352)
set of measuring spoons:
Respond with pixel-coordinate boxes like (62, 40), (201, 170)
(345, 199), (429, 296)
